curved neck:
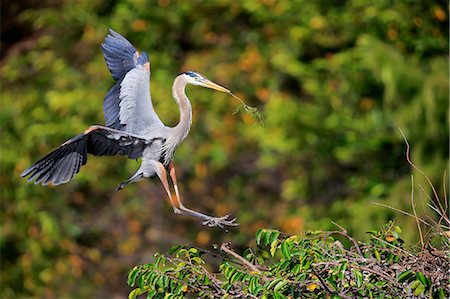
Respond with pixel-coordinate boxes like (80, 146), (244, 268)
(172, 76), (192, 142)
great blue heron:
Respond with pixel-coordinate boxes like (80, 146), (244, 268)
(21, 29), (238, 230)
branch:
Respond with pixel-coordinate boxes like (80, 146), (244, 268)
(220, 243), (262, 274)
(398, 128), (445, 216)
(331, 221), (363, 256)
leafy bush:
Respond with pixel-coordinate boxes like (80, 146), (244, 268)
(127, 222), (449, 298)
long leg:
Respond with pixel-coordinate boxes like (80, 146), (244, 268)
(168, 162), (238, 229)
(116, 170), (143, 191)
(148, 161), (180, 212)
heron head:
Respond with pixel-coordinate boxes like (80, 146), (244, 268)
(182, 71), (230, 93)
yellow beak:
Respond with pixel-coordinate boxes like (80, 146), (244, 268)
(202, 80), (230, 93)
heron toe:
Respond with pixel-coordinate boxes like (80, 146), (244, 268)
(202, 214), (239, 231)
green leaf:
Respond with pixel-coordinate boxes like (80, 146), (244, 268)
(176, 249), (188, 258)
(436, 288), (446, 299)
(232, 103), (264, 127)
(248, 276), (259, 294)
(281, 241), (291, 259)
(229, 271), (241, 284)
(270, 240), (279, 257)
(267, 278), (283, 290)
(138, 272), (146, 289)
(397, 270), (414, 283)
(224, 267), (236, 280)
(410, 280), (421, 290)
(256, 229), (264, 246)
(162, 275), (169, 289)
(129, 288), (144, 299)
(274, 280), (288, 292)
(273, 290), (286, 299)
(128, 266), (140, 287)
(164, 293), (178, 299)
(188, 247), (199, 255)
(146, 290), (157, 299)
(415, 272), (427, 287)
(168, 245), (183, 255)
(269, 230), (280, 244)
(374, 249), (381, 261)
(339, 263), (347, 280)
(191, 257), (205, 265)
(413, 283), (425, 296)
(262, 231), (271, 246)
(354, 269), (363, 288)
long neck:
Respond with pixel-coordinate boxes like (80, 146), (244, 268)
(172, 76), (192, 142)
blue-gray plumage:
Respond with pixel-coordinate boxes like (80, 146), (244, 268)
(21, 29), (238, 230)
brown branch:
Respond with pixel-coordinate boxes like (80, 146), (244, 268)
(220, 243), (262, 274)
(331, 221), (363, 256)
(399, 128), (444, 216)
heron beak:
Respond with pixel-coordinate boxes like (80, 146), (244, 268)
(201, 80), (230, 93)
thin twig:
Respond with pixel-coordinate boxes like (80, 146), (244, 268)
(370, 235), (414, 257)
(220, 243), (261, 274)
(398, 128), (444, 215)
(331, 221), (363, 256)
(419, 184), (450, 227)
(443, 171), (448, 210)
(411, 175), (424, 248)
(371, 202), (433, 228)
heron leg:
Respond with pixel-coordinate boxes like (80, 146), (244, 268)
(116, 171), (143, 191)
(149, 161), (180, 212)
(168, 162), (239, 230)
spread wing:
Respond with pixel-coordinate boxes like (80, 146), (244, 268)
(20, 126), (151, 186)
(101, 29), (163, 133)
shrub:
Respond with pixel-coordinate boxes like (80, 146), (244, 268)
(128, 222), (449, 298)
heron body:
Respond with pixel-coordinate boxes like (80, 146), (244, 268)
(21, 29), (238, 229)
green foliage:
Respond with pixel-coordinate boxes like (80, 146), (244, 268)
(1, 0), (448, 297)
(128, 223), (449, 298)
(233, 103), (265, 127)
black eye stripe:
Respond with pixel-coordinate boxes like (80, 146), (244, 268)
(185, 71), (196, 78)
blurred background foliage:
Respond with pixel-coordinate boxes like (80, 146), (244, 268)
(1, 0), (448, 298)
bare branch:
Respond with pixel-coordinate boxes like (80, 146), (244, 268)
(398, 128), (445, 215)
(331, 221), (363, 256)
(371, 201), (434, 228)
(220, 243), (262, 274)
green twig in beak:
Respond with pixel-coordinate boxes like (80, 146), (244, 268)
(229, 92), (264, 127)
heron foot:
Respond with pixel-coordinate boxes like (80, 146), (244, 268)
(202, 214), (239, 232)
(116, 182), (126, 191)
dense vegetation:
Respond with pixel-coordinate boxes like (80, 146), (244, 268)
(1, 0), (448, 298)
(128, 222), (449, 298)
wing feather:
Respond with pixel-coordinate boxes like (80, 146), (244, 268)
(101, 29), (162, 134)
(119, 68), (163, 134)
(102, 29), (139, 80)
(21, 126), (150, 186)
(103, 79), (123, 129)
